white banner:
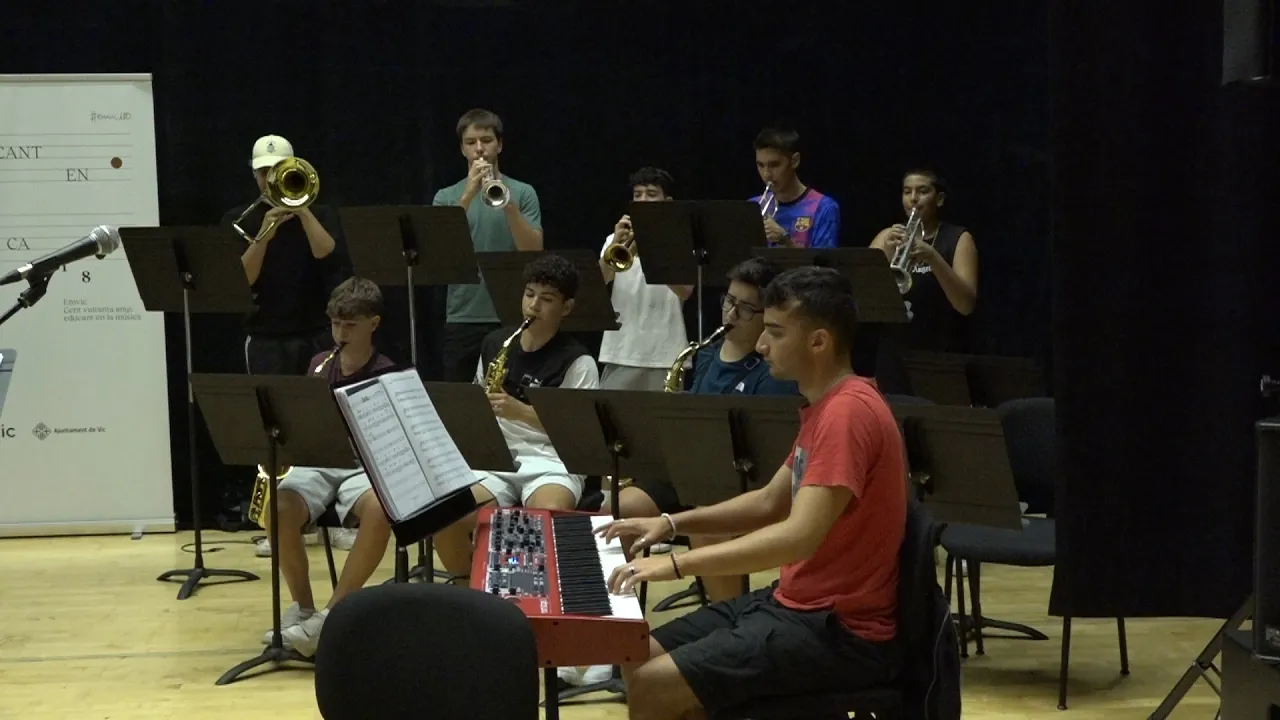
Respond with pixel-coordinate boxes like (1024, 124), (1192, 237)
(0, 74), (173, 536)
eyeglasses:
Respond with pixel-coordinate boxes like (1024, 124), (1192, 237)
(721, 293), (762, 321)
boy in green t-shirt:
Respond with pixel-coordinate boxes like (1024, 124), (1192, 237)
(432, 108), (544, 381)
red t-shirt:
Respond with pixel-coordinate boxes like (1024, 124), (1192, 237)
(307, 348), (397, 387)
(773, 375), (907, 643)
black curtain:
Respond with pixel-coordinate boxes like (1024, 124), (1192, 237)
(1051, 0), (1279, 619)
(7, 0), (1053, 526)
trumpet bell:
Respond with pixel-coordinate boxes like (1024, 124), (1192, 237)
(603, 241), (634, 271)
(890, 267), (913, 294)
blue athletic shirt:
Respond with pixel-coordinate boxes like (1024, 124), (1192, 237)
(689, 341), (799, 396)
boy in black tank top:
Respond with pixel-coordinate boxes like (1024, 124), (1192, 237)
(434, 254), (601, 579)
(870, 170), (979, 392)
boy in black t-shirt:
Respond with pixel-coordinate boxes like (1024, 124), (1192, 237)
(222, 134), (352, 375)
(262, 277), (395, 657)
(434, 254), (601, 579)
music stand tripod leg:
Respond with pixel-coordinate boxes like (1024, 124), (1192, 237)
(1148, 596), (1252, 719)
(216, 402), (313, 684)
(158, 286), (259, 600)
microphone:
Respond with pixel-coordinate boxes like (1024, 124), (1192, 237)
(0, 225), (120, 287)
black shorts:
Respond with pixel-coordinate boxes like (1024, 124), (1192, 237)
(630, 476), (690, 515)
(442, 322), (501, 382)
(650, 586), (898, 715)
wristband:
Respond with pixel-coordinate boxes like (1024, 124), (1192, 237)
(660, 512), (677, 540)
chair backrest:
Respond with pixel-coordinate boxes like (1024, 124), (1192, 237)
(315, 583), (539, 720)
(998, 397), (1057, 516)
(896, 499), (963, 720)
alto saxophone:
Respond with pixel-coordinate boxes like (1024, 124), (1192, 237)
(664, 324), (732, 393)
(483, 317), (533, 394)
(247, 344), (341, 529)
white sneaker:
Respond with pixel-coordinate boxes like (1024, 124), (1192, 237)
(255, 532), (322, 557)
(582, 664), (614, 684)
(282, 608), (328, 657)
(262, 602), (314, 645)
(326, 527), (357, 551)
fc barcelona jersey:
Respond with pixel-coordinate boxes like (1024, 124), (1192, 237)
(750, 187), (841, 249)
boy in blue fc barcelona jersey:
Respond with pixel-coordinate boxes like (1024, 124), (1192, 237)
(750, 127), (841, 249)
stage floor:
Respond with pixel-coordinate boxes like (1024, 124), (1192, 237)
(0, 529), (1225, 719)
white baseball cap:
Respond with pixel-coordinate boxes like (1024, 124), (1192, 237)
(251, 134), (294, 169)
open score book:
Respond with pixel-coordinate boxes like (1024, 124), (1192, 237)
(333, 369), (476, 523)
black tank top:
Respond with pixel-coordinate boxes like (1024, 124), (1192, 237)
(900, 222), (970, 353)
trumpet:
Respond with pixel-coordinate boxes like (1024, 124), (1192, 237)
(233, 156), (321, 245)
(481, 164), (510, 209)
(602, 219), (635, 271)
(664, 324), (733, 393)
(246, 343), (339, 528)
(759, 181), (778, 220)
(889, 207), (924, 294)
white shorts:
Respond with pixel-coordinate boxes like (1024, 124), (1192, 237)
(277, 466), (374, 527)
(475, 456), (584, 508)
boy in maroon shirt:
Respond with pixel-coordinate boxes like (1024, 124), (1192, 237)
(599, 266), (907, 720)
(264, 277), (397, 657)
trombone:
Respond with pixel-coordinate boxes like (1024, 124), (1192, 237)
(233, 156), (320, 244)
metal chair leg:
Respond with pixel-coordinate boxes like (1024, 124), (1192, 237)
(1118, 617), (1130, 675)
(322, 528), (338, 589)
(954, 555), (969, 659)
(1058, 616), (1072, 710)
(969, 561), (985, 656)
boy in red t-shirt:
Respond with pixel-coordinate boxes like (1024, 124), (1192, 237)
(599, 266), (907, 720)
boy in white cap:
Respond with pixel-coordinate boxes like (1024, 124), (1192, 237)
(222, 134), (351, 376)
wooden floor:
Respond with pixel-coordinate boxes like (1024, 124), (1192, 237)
(0, 529), (1228, 719)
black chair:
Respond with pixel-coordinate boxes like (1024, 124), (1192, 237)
(939, 397), (1129, 710)
(713, 499), (958, 720)
(314, 582), (539, 720)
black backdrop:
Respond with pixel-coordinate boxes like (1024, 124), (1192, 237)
(8, 0), (1268, 622)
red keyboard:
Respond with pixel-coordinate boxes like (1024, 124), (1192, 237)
(469, 506), (649, 668)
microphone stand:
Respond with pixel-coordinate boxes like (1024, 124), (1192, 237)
(0, 273), (54, 328)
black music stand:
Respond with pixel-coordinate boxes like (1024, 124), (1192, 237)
(899, 352), (973, 406)
(189, 373), (361, 685)
(523, 387), (674, 711)
(888, 402), (1048, 648)
(120, 226), (260, 600)
(753, 247), (909, 325)
(628, 200), (763, 337)
(477, 250), (620, 333)
(966, 355), (1048, 407)
(337, 205), (476, 583)
(643, 393), (805, 610)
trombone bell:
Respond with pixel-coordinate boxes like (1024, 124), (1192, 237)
(233, 156), (321, 244)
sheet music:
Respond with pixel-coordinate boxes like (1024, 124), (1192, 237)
(333, 379), (432, 523)
(380, 370), (475, 502)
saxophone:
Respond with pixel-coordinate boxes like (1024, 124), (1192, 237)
(483, 317), (533, 394)
(663, 324), (732, 393)
(247, 344), (341, 529)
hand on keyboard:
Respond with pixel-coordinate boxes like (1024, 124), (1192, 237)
(608, 554), (679, 595)
(595, 516), (673, 556)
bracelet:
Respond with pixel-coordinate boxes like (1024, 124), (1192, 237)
(670, 553), (683, 580)
(660, 512), (677, 540)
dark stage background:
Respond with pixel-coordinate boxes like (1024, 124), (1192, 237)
(6, 0), (1271, 623)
